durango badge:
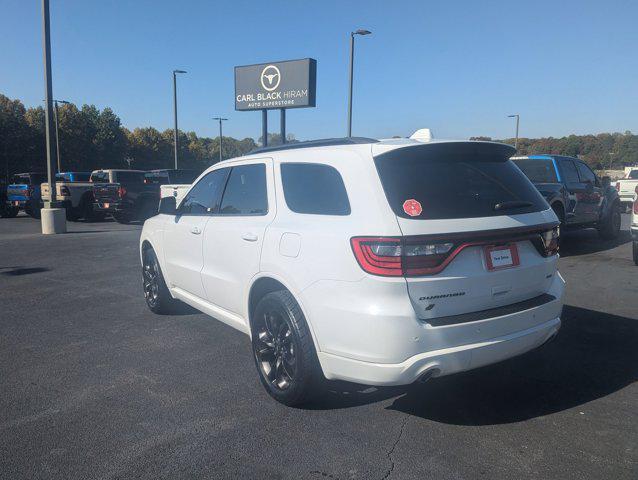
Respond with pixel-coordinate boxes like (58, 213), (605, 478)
(403, 199), (422, 217)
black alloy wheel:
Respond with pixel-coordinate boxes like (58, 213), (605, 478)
(141, 247), (175, 314)
(254, 309), (297, 391)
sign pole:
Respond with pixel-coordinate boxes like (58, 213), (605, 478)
(280, 108), (286, 144)
(262, 109), (268, 147)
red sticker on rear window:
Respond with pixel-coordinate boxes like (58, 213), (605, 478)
(403, 199), (422, 217)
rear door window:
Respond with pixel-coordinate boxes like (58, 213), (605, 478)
(219, 164), (268, 216)
(280, 163), (350, 215)
(558, 159), (580, 184)
(374, 142), (548, 220)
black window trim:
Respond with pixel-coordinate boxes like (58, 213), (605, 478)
(280, 161), (351, 216)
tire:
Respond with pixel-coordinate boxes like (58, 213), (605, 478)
(598, 201), (621, 240)
(66, 207), (82, 222)
(142, 247), (177, 314)
(251, 290), (322, 406)
(1, 206), (19, 218)
(633, 241), (638, 266)
(112, 212), (131, 224)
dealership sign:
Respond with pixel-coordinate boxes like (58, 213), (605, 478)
(235, 58), (317, 111)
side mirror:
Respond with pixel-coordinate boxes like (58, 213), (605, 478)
(601, 176), (611, 188)
(158, 196), (177, 215)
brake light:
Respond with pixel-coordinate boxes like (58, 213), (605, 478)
(117, 186), (127, 198)
(539, 226), (560, 257)
(351, 237), (456, 277)
(60, 186), (71, 196)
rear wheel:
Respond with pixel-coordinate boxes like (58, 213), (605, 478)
(26, 202), (41, 219)
(598, 201), (621, 240)
(142, 247), (177, 314)
(252, 290), (322, 406)
(1, 206), (19, 218)
(633, 241), (638, 266)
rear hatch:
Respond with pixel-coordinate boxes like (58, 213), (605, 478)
(372, 142), (559, 322)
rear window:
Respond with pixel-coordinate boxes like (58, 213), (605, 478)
(281, 163), (350, 215)
(90, 172), (110, 183)
(512, 159), (558, 183)
(71, 172), (90, 182)
(629, 170), (638, 179)
(169, 170), (199, 184)
(115, 171), (145, 184)
(374, 143), (548, 220)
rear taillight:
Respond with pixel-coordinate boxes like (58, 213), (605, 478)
(60, 186), (71, 196)
(25, 187), (33, 197)
(351, 237), (456, 277)
(117, 186), (127, 198)
(539, 226), (560, 257)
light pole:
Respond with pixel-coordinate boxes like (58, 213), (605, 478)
(347, 29), (371, 137)
(212, 117), (228, 162)
(172, 70), (187, 169)
(508, 114), (520, 150)
(53, 99), (69, 172)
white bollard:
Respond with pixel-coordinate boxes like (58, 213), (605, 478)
(41, 208), (67, 234)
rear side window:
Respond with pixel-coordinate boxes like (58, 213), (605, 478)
(220, 164), (268, 215)
(374, 143), (548, 220)
(181, 168), (229, 215)
(116, 171), (145, 184)
(281, 163), (350, 215)
(512, 159), (558, 183)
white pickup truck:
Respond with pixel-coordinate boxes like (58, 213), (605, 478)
(616, 169), (638, 212)
(41, 172), (104, 221)
(145, 169), (199, 207)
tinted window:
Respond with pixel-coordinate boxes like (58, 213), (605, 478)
(374, 143), (547, 220)
(512, 159), (558, 183)
(90, 172), (110, 183)
(559, 159), (580, 184)
(11, 175), (29, 184)
(181, 168), (229, 215)
(169, 170), (199, 184)
(30, 174), (47, 185)
(281, 163), (350, 215)
(576, 162), (596, 184)
(69, 172), (90, 182)
(219, 164), (268, 215)
(116, 171), (145, 184)
(629, 170), (638, 180)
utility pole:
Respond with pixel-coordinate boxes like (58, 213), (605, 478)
(172, 70), (187, 169)
(40, 0), (66, 233)
(53, 99), (69, 172)
(347, 29), (371, 137)
(212, 117), (228, 162)
(508, 114), (520, 150)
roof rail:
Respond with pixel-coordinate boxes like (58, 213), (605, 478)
(249, 137), (378, 155)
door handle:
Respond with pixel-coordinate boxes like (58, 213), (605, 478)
(190, 226), (202, 235)
(242, 233), (258, 242)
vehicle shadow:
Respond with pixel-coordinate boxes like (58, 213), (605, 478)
(305, 305), (638, 424)
(560, 228), (631, 257)
(0, 266), (50, 276)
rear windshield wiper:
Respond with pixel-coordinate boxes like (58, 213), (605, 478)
(493, 200), (534, 211)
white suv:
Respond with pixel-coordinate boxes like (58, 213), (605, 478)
(140, 137), (565, 405)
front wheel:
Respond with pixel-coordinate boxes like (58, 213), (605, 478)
(598, 202), (621, 240)
(252, 290), (322, 406)
(1, 206), (19, 218)
(142, 247), (177, 314)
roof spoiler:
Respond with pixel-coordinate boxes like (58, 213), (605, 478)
(409, 128), (433, 143)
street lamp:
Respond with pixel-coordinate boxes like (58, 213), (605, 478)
(172, 70), (187, 169)
(347, 29), (372, 137)
(507, 114), (520, 150)
(212, 117), (228, 162)
(53, 99), (69, 172)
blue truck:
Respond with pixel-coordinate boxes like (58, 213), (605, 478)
(5, 172), (47, 219)
(511, 155), (621, 239)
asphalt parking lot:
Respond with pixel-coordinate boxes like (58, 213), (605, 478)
(1, 214), (636, 480)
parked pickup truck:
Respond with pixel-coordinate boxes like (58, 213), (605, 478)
(512, 155), (621, 239)
(616, 169), (638, 212)
(145, 169), (200, 206)
(41, 172), (103, 221)
(92, 169), (160, 223)
(6, 172), (47, 218)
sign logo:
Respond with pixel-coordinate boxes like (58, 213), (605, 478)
(403, 199), (422, 217)
(260, 65), (281, 91)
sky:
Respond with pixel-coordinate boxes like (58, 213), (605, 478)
(1, 0), (636, 142)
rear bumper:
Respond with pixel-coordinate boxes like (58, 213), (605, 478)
(619, 195), (635, 204)
(318, 316), (560, 386)
(305, 272), (565, 386)
(94, 200), (130, 213)
(631, 226), (638, 240)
